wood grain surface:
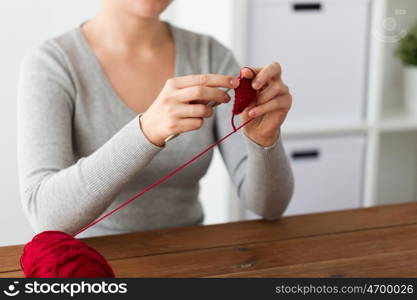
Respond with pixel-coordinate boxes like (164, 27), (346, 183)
(1, 202), (417, 278)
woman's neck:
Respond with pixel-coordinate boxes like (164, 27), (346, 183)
(83, 7), (172, 55)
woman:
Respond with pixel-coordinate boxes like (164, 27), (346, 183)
(17, 0), (294, 238)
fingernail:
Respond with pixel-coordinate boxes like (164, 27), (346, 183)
(252, 80), (260, 89)
(231, 78), (239, 88)
(249, 109), (256, 117)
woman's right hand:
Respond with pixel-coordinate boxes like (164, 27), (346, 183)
(140, 74), (239, 146)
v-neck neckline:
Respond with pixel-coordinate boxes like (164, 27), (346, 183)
(75, 21), (181, 117)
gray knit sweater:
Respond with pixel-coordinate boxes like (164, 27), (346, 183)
(17, 23), (294, 238)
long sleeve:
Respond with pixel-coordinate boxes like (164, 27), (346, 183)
(211, 38), (294, 220)
(17, 43), (163, 235)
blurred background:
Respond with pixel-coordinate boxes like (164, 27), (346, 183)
(1, 0), (417, 246)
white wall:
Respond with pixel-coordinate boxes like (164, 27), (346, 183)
(0, 0), (102, 246)
(0, 0), (236, 246)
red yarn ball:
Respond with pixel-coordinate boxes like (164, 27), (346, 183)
(20, 231), (115, 278)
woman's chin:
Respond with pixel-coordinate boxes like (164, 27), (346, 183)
(122, 0), (172, 18)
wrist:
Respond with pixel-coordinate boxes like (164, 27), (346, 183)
(139, 114), (166, 147)
(243, 128), (280, 147)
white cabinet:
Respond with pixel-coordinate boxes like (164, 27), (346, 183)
(246, 0), (370, 129)
(231, 0), (417, 221)
(245, 134), (366, 219)
(283, 134), (366, 215)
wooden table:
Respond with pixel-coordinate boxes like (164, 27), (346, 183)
(2, 202), (417, 278)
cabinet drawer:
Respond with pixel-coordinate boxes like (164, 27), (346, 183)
(245, 134), (366, 219)
(283, 134), (366, 216)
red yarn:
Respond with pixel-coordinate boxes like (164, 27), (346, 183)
(20, 72), (258, 278)
(231, 68), (258, 130)
(233, 69), (258, 115)
(20, 231), (115, 278)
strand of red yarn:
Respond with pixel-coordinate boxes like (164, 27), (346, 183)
(73, 117), (254, 237)
(73, 68), (258, 237)
(231, 68), (257, 131)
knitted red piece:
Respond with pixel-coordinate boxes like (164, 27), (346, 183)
(231, 68), (257, 131)
(20, 231), (115, 278)
(233, 69), (258, 115)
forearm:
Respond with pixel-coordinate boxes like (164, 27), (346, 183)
(21, 116), (162, 234)
(239, 134), (294, 220)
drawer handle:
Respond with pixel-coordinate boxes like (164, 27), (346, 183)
(293, 3), (322, 11)
(291, 150), (320, 160)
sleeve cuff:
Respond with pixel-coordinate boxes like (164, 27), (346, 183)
(136, 113), (165, 151)
(242, 131), (281, 152)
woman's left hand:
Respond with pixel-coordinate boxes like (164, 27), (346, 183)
(239, 63), (292, 147)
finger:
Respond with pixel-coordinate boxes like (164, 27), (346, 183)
(168, 74), (239, 90)
(201, 89), (234, 107)
(190, 99), (215, 105)
(257, 81), (289, 104)
(176, 86), (231, 104)
(248, 95), (292, 118)
(252, 62), (282, 90)
(239, 102), (257, 123)
(190, 98), (224, 106)
(173, 104), (214, 118)
(190, 99), (223, 108)
(240, 67), (261, 80)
